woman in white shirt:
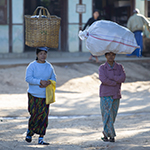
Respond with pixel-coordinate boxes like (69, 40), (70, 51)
(25, 47), (56, 145)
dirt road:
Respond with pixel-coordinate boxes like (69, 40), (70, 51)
(0, 62), (150, 150)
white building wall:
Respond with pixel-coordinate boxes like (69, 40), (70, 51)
(135, 0), (145, 15)
(82, 0), (92, 52)
(0, 0), (9, 53)
(68, 0), (92, 52)
(0, 25), (9, 53)
(0, 0), (24, 53)
(12, 0), (24, 53)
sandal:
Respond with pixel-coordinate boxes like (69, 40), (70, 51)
(109, 137), (115, 142)
(38, 140), (49, 145)
(38, 137), (49, 145)
(101, 137), (109, 142)
(101, 131), (109, 142)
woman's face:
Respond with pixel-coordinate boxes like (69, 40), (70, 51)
(93, 11), (99, 19)
(105, 52), (116, 63)
(37, 51), (47, 63)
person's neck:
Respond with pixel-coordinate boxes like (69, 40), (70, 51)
(107, 61), (114, 67)
(37, 60), (45, 63)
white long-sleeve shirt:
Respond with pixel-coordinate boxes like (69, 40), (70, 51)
(26, 60), (56, 98)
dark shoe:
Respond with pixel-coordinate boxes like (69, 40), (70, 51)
(109, 137), (115, 142)
(25, 135), (32, 143)
(38, 140), (49, 145)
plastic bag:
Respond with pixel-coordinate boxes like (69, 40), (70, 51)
(31, 15), (47, 18)
(46, 80), (56, 105)
(79, 20), (139, 56)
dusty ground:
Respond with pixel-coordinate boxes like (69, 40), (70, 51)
(0, 61), (150, 150)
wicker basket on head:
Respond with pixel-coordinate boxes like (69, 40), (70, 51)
(25, 6), (61, 48)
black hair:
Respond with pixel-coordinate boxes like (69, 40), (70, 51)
(105, 52), (116, 56)
(36, 48), (47, 60)
(93, 9), (100, 14)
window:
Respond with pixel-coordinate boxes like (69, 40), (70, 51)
(0, 0), (7, 24)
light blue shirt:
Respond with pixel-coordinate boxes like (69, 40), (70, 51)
(26, 60), (56, 98)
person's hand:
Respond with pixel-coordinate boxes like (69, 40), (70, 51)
(39, 80), (51, 88)
(39, 84), (45, 88)
(147, 25), (150, 32)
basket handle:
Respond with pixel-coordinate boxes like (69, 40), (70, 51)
(33, 6), (51, 18)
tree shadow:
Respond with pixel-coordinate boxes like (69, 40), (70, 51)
(0, 107), (150, 150)
(0, 63), (100, 94)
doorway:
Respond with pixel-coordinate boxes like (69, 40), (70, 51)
(93, 0), (131, 27)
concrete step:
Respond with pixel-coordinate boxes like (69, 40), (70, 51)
(0, 51), (90, 59)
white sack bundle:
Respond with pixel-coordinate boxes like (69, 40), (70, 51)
(79, 20), (139, 56)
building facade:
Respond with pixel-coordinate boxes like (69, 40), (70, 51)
(0, 0), (24, 53)
(0, 0), (149, 54)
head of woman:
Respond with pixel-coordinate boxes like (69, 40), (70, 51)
(36, 47), (48, 63)
(105, 52), (116, 65)
(93, 10), (99, 20)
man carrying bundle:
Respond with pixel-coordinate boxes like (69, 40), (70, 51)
(127, 8), (150, 57)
